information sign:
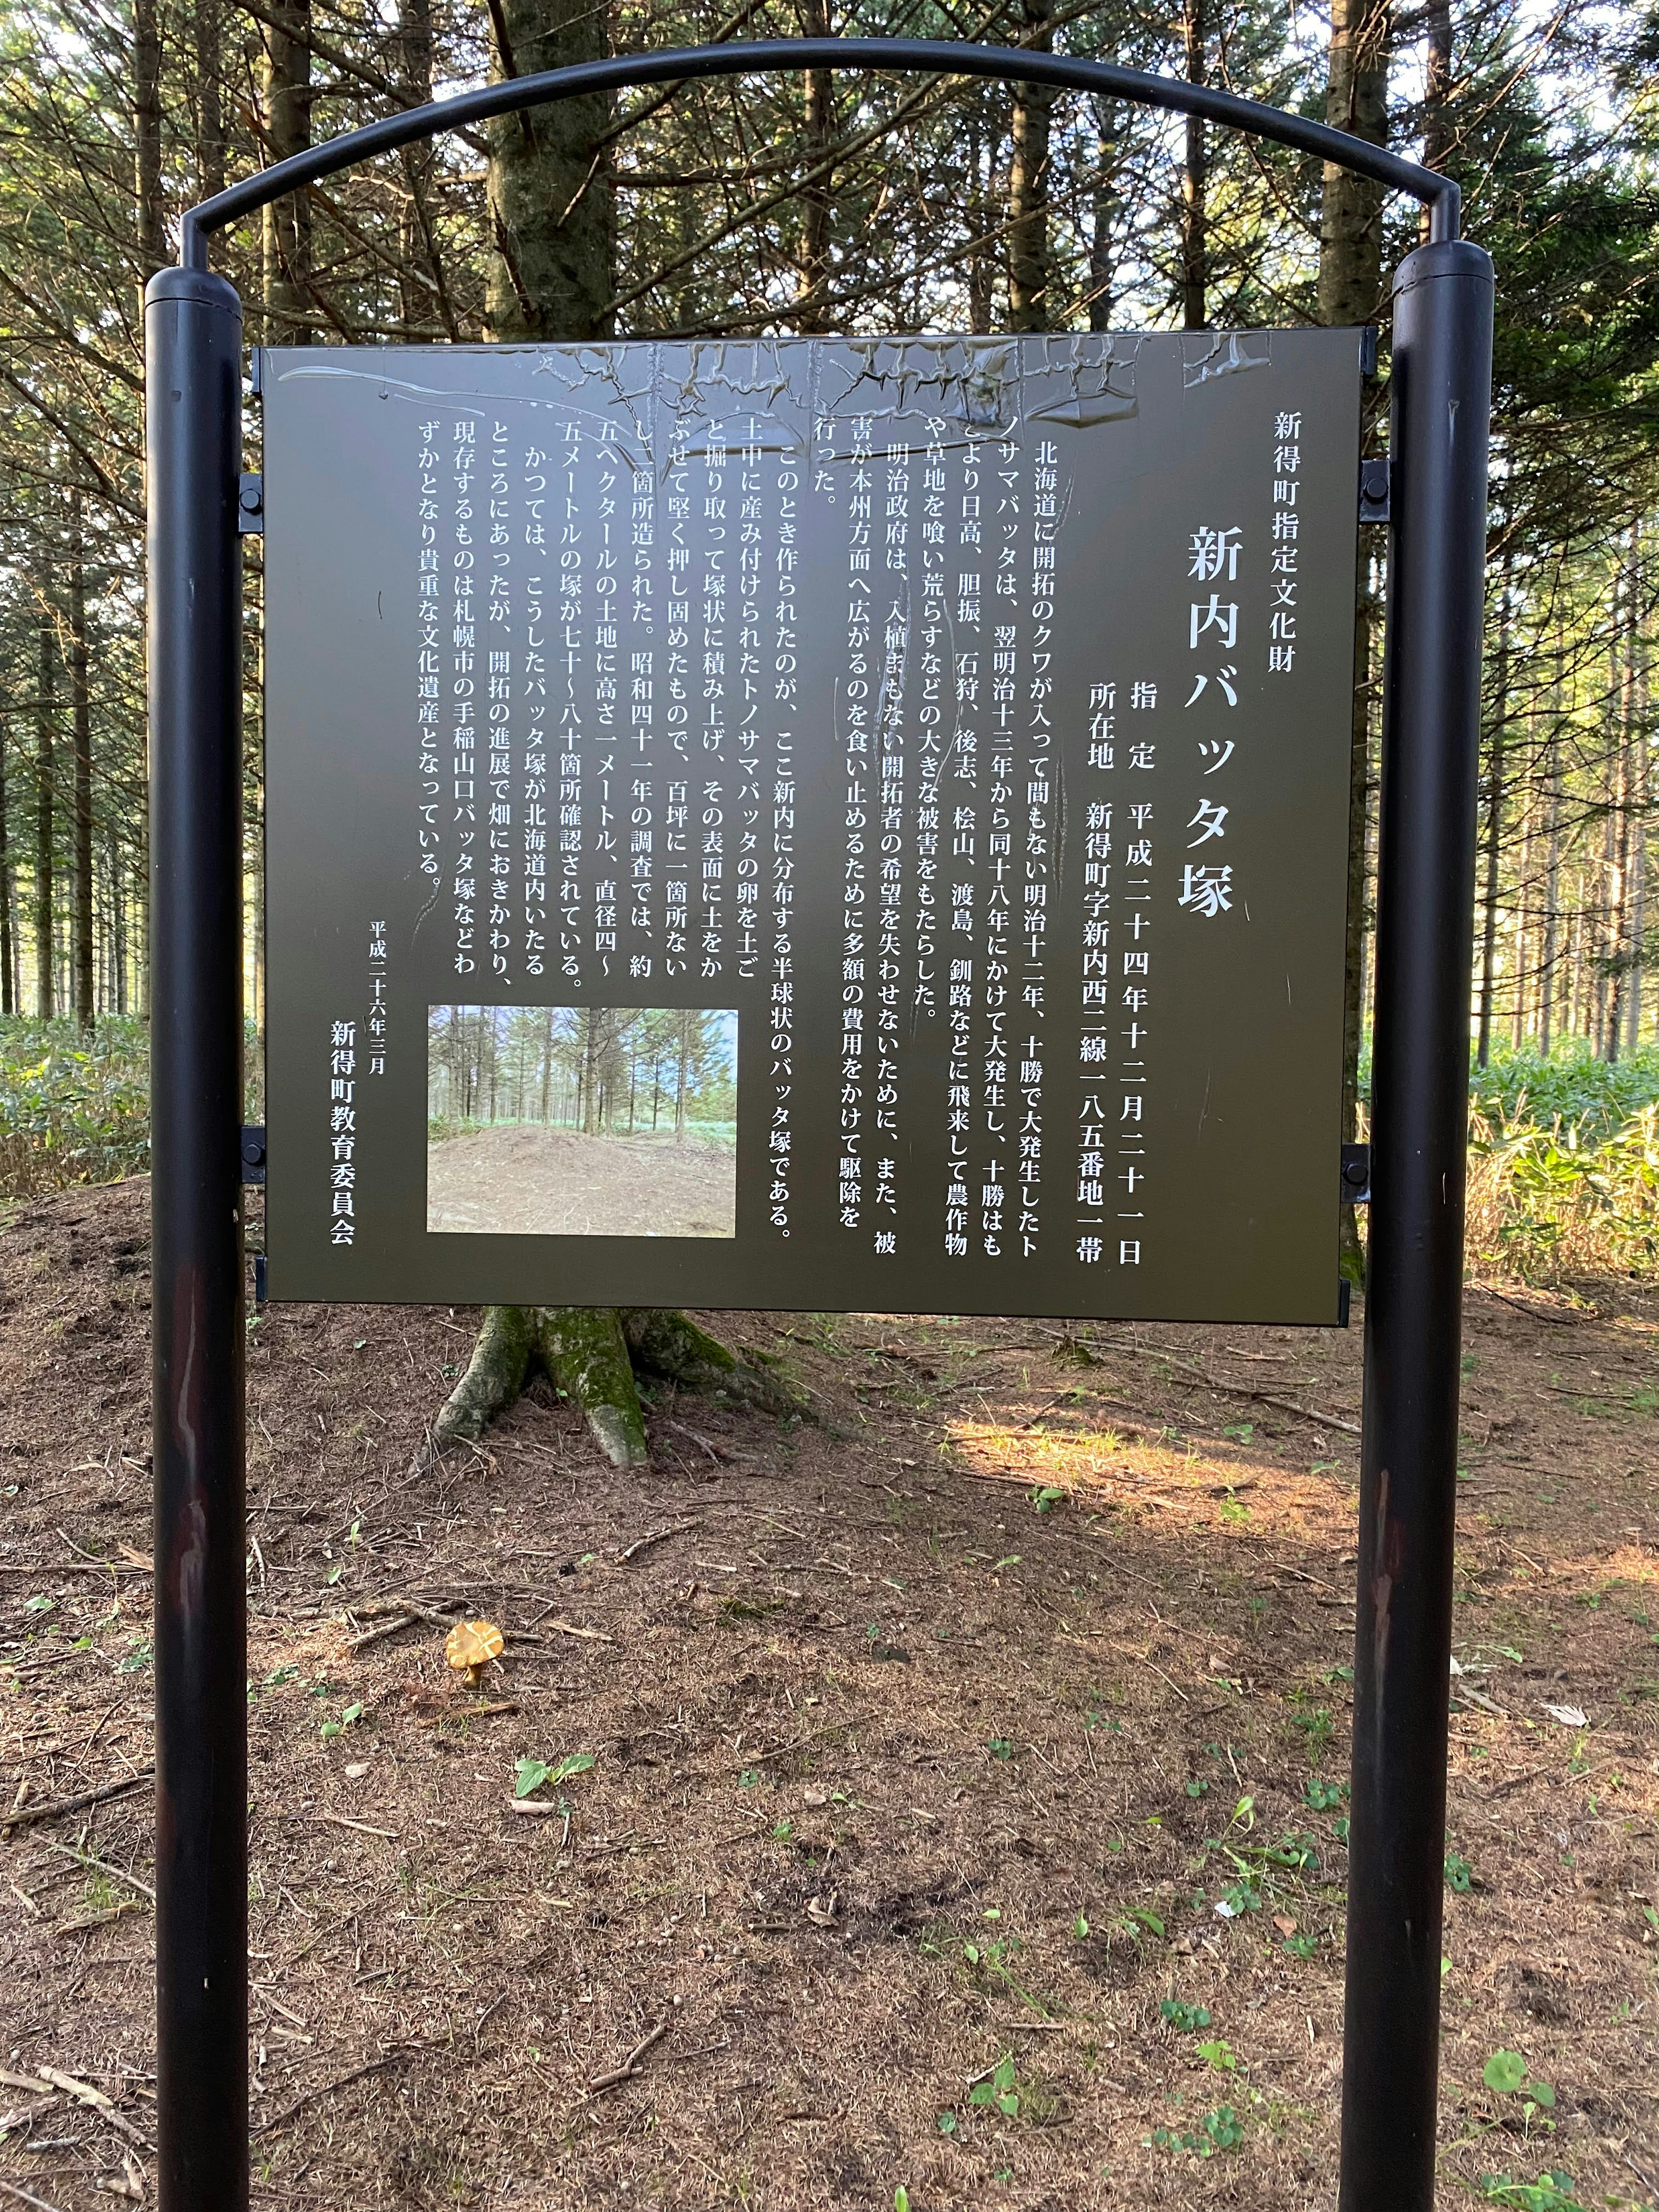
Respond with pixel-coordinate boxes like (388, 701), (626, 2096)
(264, 331), (1361, 1318)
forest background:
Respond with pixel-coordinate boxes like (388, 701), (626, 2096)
(0, 0), (1658, 1274)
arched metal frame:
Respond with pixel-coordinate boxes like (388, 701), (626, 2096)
(145, 41), (1492, 2212)
(176, 35), (1461, 271)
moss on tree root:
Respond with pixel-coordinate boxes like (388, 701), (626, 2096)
(424, 1303), (799, 1470)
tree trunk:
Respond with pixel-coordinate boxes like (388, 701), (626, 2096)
(1318, 0), (1390, 327)
(1180, 0), (1208, 331)
(1606, 543), (1637, 1060)
(1088, 103), (1121, 332)
(423, 1303), (799, 1471)
(1007, 0), (1054, 334)
(1476, 553), (1513, 1067)
(35, 608), (55, 1019)
(1540, 700), (1561, 1056)
(484, 0), (613, 343)
(795, 0), (834, 333)
(1629, 560), (1649, 1053)
(967, 110), (993, 337)
(1318, 0), (1389, 1277)
(262, 0), (314, 342)
(134, 0), (165, 283)
(194, 0), (226, 205)
(0, 718), (14, 1016)
(397, 0), (438, 339)
(69, 492), (94, 1033)
(1419, 0), (1453, 243)
(1510, 704), (1534, 1049)
(425, 0), (772, 1474)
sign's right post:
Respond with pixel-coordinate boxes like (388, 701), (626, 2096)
(1340, 237), (1495, 2209)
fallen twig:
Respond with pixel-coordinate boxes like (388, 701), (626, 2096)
(41, 1838), (156, 1903)
(252, 2046), (426, 2137)
(0, 2177), (70, 2212)
(585, 2018), (672, 2095)
(1481, 1286), (1583, 1326)
(508, 1797), (563, 1817)
(1093, 1339), (1361, 1436)
(617, 1519), (701, 1564)
(35, 2067), (149, 2148)
(544, 1618), (616, 1645)
(304, 1810), (397, 1840)
(0, 1767), (153, 1831)
(655, 1417), (763, 1465)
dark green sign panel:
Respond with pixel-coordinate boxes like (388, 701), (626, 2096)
(263, 331), (1360, 1320)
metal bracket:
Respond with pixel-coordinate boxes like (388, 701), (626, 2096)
(238, 474), (264, 534)
(240, 1125), (267, 1185)
(1358, 456), (1390, 525)
(1341, 1141), (1371, 1205)
(253, 1252), (268, 1307)
(1337, 1277), (1352, 1329)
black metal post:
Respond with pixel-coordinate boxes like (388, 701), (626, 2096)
(145, 265), (249, 2212)
(1340, 238), (1494, 2209)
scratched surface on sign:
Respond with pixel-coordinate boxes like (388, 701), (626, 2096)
(262, 332), (1360, 1319)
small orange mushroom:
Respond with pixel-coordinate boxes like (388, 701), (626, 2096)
(444, 1618), (505, 1687)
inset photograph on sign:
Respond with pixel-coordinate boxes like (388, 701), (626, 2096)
(426, 1006), (737, 1239)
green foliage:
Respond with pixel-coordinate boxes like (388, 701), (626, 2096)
(1478, 2173), (1587, 2212)
(1146, 2105), (1243, 2158)
(1467, 1087), (1659, 1282)
(1471, 1045), (1659, 1137)
(1483, 2050), (1556, 2117)
(515, 1752), (594, 1797)
(1160, 1999), (1212, 2033)
(968, 2054), (1021, 2118)
(1445, 1851), (1475, 1893)
(0, 1016), (150, 1201)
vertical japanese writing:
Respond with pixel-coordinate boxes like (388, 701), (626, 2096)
(734, 417), (766, 984)
(1018, 433), (1058, 1257)
(871, 438), (908, 1250)
(769, 427), (799, 1237)
(836, 413), (872, 1229)
(699, 418), (728, 980)
(626, 439), (656, 979)
(416, 419), (442, 902)
(664, 424), (692, 976)
(522, 566), (547, 977)
(1270, 408), (1300, 674)
(592, 420), (621, 976)
(553, 425), (584, 979)
(1182, 516), (1240, 924)
(450, 416), (477, 977)
(485, 418), (512, 983)
(366, 920), (387, 1076)
(328, 1020), (356, 1245)
(942, 429), (985, 1258)
(1076, 666), (1114, 1267)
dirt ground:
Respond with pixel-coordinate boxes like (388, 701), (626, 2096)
(1, 1177), (1656, 2211)
(427, 1125), (736, 1239)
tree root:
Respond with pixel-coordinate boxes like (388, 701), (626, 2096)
(420, 1303), (802, 1473)
(540, 1306), (648, 1468)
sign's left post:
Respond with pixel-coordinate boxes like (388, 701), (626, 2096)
(145, 265), (251, 2212)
